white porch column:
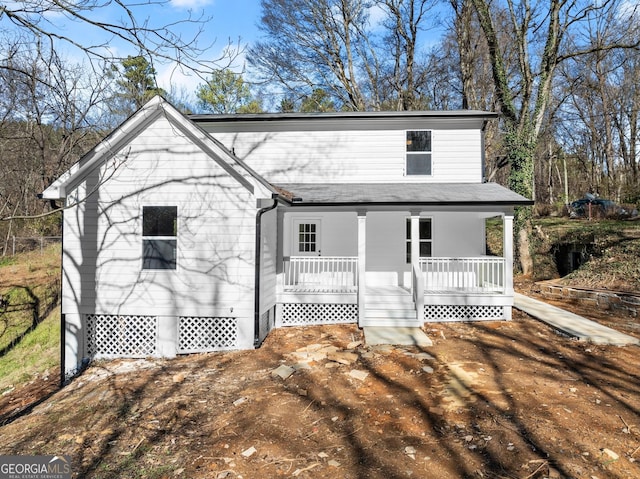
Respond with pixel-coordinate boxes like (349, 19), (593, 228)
(410, 214), (420, 273)
(503, 214), (514, 320)
(503, 214), (514, 295)
(410, 214), (424, 322)
(357, 212), (367, 326)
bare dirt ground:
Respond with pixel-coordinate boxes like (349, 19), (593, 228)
(0, 289), (639, 479)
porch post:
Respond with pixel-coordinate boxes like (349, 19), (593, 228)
(503, 214), (514, 294)
(411, 214), (420, 272)
(357, 212), (367, 326)
(503, 214), (514, 320)
(411, 213), (424, 323)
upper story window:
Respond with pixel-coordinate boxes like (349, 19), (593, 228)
(142, 206), (177, 269)
(406, 130), (432, 176)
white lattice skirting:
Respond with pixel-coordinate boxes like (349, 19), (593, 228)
(424, 305), (505, 321)
(178, 316), (238, 353)
(280, 303), (358, 326)
(86, 314), (158, 357)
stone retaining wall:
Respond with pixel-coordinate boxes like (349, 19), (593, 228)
(538, 283), (640, 318)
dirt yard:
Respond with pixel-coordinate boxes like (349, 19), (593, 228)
(0, 294), (639, 479)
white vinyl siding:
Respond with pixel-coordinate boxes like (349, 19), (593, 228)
(283, 213), (357, 258)
(201, 125), (483, 184)
(259, 208), (278, 316)
(60, 115), (258, 333)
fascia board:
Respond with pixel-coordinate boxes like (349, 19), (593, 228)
(41, 97), (165, 199)
(163, 106), (257, 194)
(41, 96), (278, 201)
(171, 107), (279, 197)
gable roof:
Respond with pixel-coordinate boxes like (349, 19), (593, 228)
(274, 183), (533, 206)
(41, 96), (278, 200)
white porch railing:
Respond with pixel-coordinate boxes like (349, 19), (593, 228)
(420, 257), (506, 293)
(283, 256), (358, 293)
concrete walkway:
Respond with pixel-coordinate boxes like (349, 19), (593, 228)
(363, 327), (433, 347)
(514, 293), (640, 346)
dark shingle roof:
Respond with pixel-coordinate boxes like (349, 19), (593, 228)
(190, 110), (498, 123)
(274, 183), (532, 206)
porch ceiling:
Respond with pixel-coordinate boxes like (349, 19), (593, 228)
(275, 182), (533, 206)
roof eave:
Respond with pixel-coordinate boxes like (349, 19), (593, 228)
(189, 110), (500, 124)
(284, 200), (534, 207)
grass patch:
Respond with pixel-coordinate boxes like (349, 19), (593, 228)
(0, 311), (60, 392)
(0, 244), (61, 390)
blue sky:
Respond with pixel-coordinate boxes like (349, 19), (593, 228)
(3, 0), (446, 103)
(153, 0), (264, 96)
(1, 0), (264, 97)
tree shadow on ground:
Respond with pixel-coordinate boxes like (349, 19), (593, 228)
(0, 317), (638, 479)
(0, 284), (59, 358)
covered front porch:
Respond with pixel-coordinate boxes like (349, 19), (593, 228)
(278, 250), (513, 327)
(273, 199), (518, 327)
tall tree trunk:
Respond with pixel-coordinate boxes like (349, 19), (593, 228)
(504, 125), (535, 274)
(451, 0), (478, 109)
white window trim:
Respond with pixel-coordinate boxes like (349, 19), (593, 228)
(142, 205), (179, 271)
(292, 219), (322, 256)
(405, 129), (433, 177)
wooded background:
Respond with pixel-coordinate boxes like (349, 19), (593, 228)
(1, 0), (639, 261)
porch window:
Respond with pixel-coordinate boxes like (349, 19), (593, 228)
(405, 218), (432, 263)
(406, 130), (432, 176)
(295, 220), (320, 254)
(142, 206), (177, 269)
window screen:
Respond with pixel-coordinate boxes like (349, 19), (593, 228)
(406, 131), (432, 176)
(143, 206), (177, 269)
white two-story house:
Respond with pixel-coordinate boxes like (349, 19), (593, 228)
(42, 96), (532, 376)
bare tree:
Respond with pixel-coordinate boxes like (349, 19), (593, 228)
(249, 0), (374, 110)
(0, 37), (111, 248)
(554, 11), (640, 204)
(378, 0), (438, 110)
(249, 0), (438, 111)
(0, 0), (228, 78)
(467, 0), (640, 272)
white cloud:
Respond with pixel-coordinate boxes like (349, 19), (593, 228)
(157, 62), (204, 102)
(367, 3), (387, 29)
(169, 0), (215, 9)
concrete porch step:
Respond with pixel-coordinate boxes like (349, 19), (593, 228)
(364, 308), (421, 327)
(361, 317), (423, 328)
(363, 327), (433, 347)
(363, 284), (421, 327)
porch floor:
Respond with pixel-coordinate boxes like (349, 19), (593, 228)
(282, 287), (357, 294)
(366, 285), (411, 295)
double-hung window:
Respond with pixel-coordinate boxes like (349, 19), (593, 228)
(406, 130), (432, 176)
(405, 218), (432, 263)
(142, 206), (177, 269)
